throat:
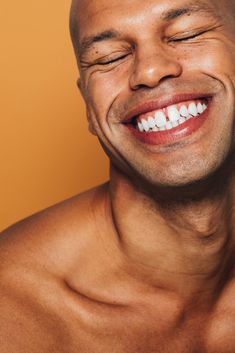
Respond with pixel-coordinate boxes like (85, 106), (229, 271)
(109, 172), (235, 301)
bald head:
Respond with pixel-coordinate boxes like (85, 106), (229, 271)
(69, 0), (80, 57)
(69, 0), (235, 61)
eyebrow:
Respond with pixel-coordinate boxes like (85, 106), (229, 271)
(79, 30), (120, 53)
(162, 2), (217, 21)
(79, 2), (217, 53)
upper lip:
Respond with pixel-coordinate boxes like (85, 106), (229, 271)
(122, 93), (212, 123)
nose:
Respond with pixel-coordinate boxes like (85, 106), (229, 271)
(129, 44), (183, 90)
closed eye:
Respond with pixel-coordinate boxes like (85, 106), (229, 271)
(96, 53), (129, 65)
(170, 29), (209, 42)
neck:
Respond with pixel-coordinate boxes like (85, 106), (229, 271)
(108, 164), (235, 302)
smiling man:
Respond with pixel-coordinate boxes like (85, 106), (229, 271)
(1, 0), (235, 352)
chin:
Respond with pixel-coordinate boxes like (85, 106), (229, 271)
(134, 155), (232, 198)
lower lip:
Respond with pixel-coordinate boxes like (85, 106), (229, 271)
(126, 106), (210, 145)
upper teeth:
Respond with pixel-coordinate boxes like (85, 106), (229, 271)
(167, 106), (180, 122)
(137, 101), (208, 132)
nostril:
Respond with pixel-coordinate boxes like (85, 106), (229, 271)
(129, 51), (183, 91)
(131, 83), (153, 91)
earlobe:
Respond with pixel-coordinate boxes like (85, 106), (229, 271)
(76, 78), (97, 136)
(88, 118), (97, 136)
(77, 78), (83, 95)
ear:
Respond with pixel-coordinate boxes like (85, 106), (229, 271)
(77, 78), (97, 136)
(77, 77), (83, 96)
(88, 119), (97, 136)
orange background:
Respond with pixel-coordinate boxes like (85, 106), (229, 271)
(0, 1), (108, 231)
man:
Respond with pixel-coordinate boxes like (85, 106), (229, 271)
(1, 0), (235, 351)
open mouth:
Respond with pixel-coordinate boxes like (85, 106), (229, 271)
(125, 98), (209, 132)
(123, 96), (211, 145)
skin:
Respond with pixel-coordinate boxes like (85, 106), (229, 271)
(1, 0), (235, 352)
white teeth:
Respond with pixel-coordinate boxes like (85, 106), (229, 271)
(148, 117), (156, 128)
(137, 100), (208, 132)
(197, 102), (203, 114)
(179, 117), (186, 124)
(138, 122), (144, 132)
(167, 105), (180, 122)
(166, 121), (173, 130)
(155, 111), (167, 127)
(188, 102), (198, 117)
(179, 105), (189, 118)
(172, 121), (179, 127)
(142, 119), (149, 132)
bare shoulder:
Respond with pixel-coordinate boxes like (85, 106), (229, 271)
(0, 183), (110, 352)
(0, 183), (108, 270)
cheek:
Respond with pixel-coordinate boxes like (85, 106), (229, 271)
(181, 42), (235, 81)
(85, 65), (130, 119)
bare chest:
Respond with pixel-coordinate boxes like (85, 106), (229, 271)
(4, 295), (235, 353)
(58, 293), (235, 353)
(4, 279), (235, 353)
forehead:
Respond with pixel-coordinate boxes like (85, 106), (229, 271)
(75, 0), (221, 28)
(72, 0), (233, 51)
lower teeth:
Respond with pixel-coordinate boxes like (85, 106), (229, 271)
(137, 114), (199, 132)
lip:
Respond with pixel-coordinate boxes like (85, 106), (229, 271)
(126, 99), (212, 146)
(128, 109), (210, 145)
(122, 93), (212, 123)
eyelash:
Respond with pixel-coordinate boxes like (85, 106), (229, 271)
(94, 29), (207, 66)
(170, 30), (207, 42)
(97, 53), (129, 66)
